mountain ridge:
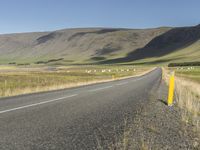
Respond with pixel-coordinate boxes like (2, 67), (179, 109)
(0, 25), (199, 65)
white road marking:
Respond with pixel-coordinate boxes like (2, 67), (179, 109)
(0, 94), (78, 114)
(131, 78), (142, 82)
(88, 86), (113, 92)
(116, 82), (128, 86)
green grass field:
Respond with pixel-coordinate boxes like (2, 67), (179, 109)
(173, 67), (200, 83)
(120, 40), (200, 66)
(0, 65), (151, 97)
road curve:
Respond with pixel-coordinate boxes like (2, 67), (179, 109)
(0, 68), (162, 150)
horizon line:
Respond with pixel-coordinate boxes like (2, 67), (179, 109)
(0, 24), (198, 35)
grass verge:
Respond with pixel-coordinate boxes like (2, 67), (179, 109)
(162, 67), (200, 133)
(0, 65), (152, 98)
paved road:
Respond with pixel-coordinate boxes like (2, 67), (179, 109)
(0, 68), (162, 150)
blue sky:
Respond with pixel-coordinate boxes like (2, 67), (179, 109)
(0, 0), (199, 34)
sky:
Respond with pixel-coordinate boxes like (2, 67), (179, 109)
(0, 0), (200, 34)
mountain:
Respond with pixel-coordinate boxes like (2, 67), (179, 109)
(0, 27), (170, 64)
(104, 24), (200, 64)
(0, 25), (199, 65)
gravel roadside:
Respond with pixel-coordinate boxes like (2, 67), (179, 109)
(126, 80), (199, 150)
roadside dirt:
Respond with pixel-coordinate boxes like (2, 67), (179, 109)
(126, 80), (199, 150)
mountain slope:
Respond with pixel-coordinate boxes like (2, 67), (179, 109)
(0, 25), (200, 65)
(0, 28), (170, 64)
(102, 25), (200, 64)
(127, 24), (200, 60)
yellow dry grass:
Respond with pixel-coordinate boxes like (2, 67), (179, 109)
(0, 66), (152, 98)
(162, 68), (200, 132)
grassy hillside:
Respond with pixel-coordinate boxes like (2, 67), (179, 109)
(0, 25), (200, 65)
(122, 39), (200, 66)
(0, 28), (170, 65)
(103, 25), (200, 65)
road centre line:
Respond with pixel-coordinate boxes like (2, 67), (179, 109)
(0, 75), (146, 115)
(88, 86), (113, 92)
(0, 94), (78, 114)
(116, 82), (128, 86)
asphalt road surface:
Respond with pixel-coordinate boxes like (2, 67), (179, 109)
(0, 68), (162, 150)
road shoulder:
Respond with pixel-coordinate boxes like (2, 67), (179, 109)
(126, 80), (199, 150)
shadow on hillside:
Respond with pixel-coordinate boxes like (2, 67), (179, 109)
(36, 32), (62, 45)
(36, 28), (125, 45)
(68, 29), (125, 41)
(94, 44), (122, 56)
(100, 25), (200, 64)
(117, 58), (183, 66)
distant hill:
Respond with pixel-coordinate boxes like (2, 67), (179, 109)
(104, 24), (200, 64)
(0, 25), (200, 65)
(0, 27), (170, 64)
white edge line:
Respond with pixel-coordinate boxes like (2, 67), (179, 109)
(0, 94), (78, 114)
(88, 86), (113, 92)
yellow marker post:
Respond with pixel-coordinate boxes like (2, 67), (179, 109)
(168, 71), (175, 106)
